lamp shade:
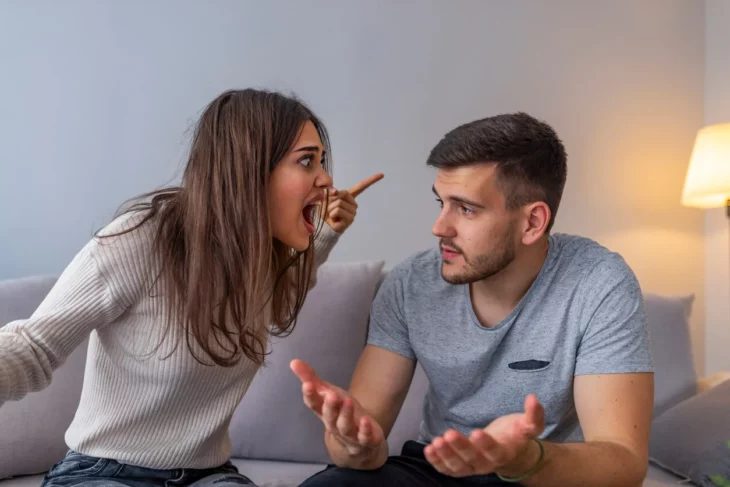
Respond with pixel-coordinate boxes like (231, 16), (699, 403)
(681, 122), (730, 208)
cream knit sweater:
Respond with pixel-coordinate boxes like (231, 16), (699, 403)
(0, 212), (339, 469)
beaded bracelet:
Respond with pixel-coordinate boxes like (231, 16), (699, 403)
(496, 438), (545, 483)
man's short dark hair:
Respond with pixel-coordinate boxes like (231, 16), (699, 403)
(426, 112), (567, 232)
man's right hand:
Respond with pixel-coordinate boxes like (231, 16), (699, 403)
(290, 359), (386, 460)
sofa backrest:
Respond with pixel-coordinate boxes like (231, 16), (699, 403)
(228, 260), (386, 463)
(0, 269), (699, 475)
(643, 293), (697, 417)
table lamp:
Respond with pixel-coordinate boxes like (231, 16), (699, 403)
(682, 122), (730, 217)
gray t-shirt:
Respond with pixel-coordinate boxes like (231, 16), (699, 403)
(368, 233), (653, 443)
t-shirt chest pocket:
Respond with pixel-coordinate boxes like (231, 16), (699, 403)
(507, 358), (553, 373)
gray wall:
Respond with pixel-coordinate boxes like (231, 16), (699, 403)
(0, 0), (707, 368)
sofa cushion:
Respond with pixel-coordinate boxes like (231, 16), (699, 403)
(0, 474), (45, 487)
(643, 293), (696, 417)
(0, 276), (88, 480)
(231, 459), (326, 487)
(0, 276), (58, 322)
(650, 379), (730, 486)
(642, 465), (688, 486)
(229, 261), (385, 464)
(385, 363), (428, 453)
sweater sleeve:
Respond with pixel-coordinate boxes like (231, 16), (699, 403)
(0, 240), (124, 405)
(307, 223), (341, 290)
(0, 213), (154, 406)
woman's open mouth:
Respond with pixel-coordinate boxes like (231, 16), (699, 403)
(302, 204), (316, 234)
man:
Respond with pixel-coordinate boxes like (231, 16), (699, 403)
(292, 113), (654, 486)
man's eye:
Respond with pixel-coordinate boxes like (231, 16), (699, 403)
(460, 206), (473, 215)
(435, 198), (444, 208)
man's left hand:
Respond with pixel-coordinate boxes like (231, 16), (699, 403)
(424, 394), (545, 478)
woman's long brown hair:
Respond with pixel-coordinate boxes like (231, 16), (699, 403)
(100, 89), (332, 366)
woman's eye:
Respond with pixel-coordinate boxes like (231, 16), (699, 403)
(435, 198), (443, 208)
(299, 155), (313, 167)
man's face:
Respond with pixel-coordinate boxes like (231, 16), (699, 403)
(431, 164), (520, 285)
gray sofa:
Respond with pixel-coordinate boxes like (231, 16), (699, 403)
(0, 262), (720, 486)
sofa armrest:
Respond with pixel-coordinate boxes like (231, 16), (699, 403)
(698, 371), (730, 393)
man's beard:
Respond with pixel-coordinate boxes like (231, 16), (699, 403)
(440, 226), (517, 285)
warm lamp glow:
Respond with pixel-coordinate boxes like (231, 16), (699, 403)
(681, 123), (730, 209)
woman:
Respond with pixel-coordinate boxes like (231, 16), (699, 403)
(0, 89), (382, 486)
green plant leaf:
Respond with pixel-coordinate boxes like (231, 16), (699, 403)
(710, 474), (727, 486)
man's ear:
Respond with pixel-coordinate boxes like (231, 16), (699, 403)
(521, 202), (550, 245)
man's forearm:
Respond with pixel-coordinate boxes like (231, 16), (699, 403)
(508, 440), (647, 487)
(324, 431), (389, 470)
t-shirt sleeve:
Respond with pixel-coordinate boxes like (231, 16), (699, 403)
(574, 255), (654, 376)
(366, 266), (415, 360)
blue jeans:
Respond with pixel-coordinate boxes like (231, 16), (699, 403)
(40, 451), (257, 487)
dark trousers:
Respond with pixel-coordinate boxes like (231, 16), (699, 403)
(298, 441), (522, 487)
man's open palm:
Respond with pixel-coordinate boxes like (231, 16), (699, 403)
(290, 359), (385, 455)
